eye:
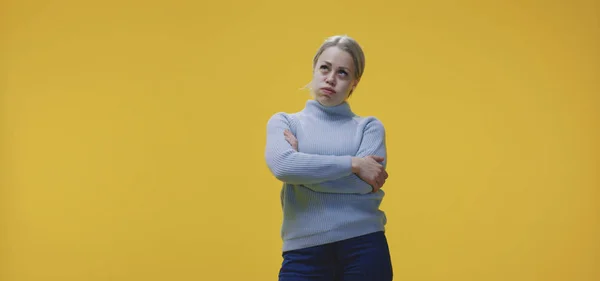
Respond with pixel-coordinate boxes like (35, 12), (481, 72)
(319, 65), (329, 71)
(338, 70), (348, 76)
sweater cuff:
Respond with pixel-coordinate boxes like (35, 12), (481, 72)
(339, 155), (354, 177)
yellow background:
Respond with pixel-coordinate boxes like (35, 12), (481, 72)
(2, 0), (598, 280)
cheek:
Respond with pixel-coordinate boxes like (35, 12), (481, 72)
(311, 71), (319, 80)
(337, 81), (352, 92)
(311, 74), (320, 86)
(309, 72), (316, 83)
(312, 74), (327, 85)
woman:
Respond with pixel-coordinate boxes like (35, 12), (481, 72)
(265, 35), (393, 281)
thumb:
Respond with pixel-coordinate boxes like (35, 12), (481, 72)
(370, 155), (385, 162)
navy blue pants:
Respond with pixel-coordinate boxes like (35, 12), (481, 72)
(278, 231), (393, 281)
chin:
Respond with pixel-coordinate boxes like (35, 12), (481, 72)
(317, 96), (340, 106)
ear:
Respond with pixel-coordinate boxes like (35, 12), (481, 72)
(352, 78), (360, 91)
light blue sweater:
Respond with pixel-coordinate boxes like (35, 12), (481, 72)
(265, 99), (388, 252)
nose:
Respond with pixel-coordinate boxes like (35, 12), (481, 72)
(325, 72), (336, 85)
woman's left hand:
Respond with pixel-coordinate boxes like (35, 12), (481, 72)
(284, 130), (298, 151)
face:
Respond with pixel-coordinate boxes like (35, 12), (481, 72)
(311, 46), (359, 107)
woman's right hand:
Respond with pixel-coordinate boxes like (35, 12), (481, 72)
(351, 156), (388, 192)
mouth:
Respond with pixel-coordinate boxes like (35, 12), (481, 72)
(320, 87), (336, 95)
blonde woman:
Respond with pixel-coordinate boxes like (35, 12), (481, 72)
(265, 35), (393, 281)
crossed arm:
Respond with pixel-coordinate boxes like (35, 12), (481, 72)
(264, 113), (388, 194)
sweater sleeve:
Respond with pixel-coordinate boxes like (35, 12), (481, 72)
(265, 113), (354, 184)
(302, 117), (387, 194)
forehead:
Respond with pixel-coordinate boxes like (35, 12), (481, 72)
(317, 46), (354, 70)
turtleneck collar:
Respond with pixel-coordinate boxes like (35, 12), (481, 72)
(302, 99), (356, 118)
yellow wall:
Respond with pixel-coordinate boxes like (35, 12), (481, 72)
(2, 0), (598, 280)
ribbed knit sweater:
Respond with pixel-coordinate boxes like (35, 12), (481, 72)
(265, 99), (388, 252)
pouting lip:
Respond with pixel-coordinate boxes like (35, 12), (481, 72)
(320, 87), (336, 94)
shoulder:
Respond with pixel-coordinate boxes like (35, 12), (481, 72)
(354, 115), (386, 132)
(266, 112), (302, 133)
(266, 111), (300, 124)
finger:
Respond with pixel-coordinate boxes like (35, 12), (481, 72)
(287, 138), (297, 149)
(373, 179), (381, 190)
(284, 131), (297, 141)
(370, 180), (379, 192)
(371, 156), (384, 162)
(370, 159), (384, 167)
(369, 180), (378, 190)
(367, 158), (383, 166)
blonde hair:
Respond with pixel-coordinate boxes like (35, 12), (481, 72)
(303, 35), (366, 96)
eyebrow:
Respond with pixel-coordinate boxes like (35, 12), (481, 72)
(321, 61), (351, 72)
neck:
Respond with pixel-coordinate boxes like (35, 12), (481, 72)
(303, 99), (355, 118)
